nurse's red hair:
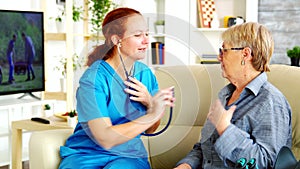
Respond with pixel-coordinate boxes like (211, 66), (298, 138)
(86, 7), (141, 66)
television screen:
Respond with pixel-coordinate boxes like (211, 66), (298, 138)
(0, 9), (44, 98)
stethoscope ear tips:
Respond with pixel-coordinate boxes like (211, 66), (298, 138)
(117, 39), (122, 47)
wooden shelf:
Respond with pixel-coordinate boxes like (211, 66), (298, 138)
(42, 92), (67, 101)
(83, 33), (105, 41)
(45, 33), (66, 41)
(152, 33), (165, 38)
(195, 28), (227, 32)
(199, 59), (219, 64)
(196, 57), (219, 64)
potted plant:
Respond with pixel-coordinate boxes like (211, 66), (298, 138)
(154, 20), (165, 34)
(287, 46), (300, 66)
(54, 53), (83, 78)
(67, 109), (77, 128)
(55, 6), (65, 22)
(72, 4), (84, 33)
(72, 5), (83, 22)
(55, 5), (66, 32)
(88, 0), (117, 43)
(68, 109), (77, 117)
(44, 104), (52, 117)
(54, 53), (83, 92)
(53, 5), (66, 33)
(52, 4), (83, 33)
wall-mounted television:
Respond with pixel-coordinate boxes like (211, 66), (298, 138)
(0, 9), (44, 99)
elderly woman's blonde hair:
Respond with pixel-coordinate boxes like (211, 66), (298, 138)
(221, 22), (274, 72)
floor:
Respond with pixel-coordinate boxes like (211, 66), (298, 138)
(0, 161), (29, 169)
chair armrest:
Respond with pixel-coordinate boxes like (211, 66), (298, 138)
(29, 129), (73, 169)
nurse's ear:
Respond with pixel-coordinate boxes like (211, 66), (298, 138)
(111, 35), (120, 46)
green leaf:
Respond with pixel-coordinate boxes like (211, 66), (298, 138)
(44, 104), (51, 110)
(69, 110), (76, 117)
(88, 0), (118, 34)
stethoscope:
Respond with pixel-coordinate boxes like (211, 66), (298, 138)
(117, 41), (173, 137)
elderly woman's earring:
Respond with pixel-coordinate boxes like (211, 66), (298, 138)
(241, 60), (245, 65)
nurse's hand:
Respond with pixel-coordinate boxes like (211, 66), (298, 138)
(124, 76), (152, 108)
(147, 86), (175, 120)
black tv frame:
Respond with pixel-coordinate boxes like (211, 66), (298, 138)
(0, 9), (45, 99)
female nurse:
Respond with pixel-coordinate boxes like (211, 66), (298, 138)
(59, 7), (175, 169)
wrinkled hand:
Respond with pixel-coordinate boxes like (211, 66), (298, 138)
(207, 99), (236, 135)
(124, 76), (152, 108)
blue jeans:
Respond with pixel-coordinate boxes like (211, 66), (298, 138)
(7, 53), (14, 81)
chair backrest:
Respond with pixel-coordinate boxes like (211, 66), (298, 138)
(148, 64), (226, 168)
(267, 64), (300, 159)
(154, 64), (226, 127)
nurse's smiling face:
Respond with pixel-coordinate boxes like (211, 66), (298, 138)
(119, 14), (149, 61)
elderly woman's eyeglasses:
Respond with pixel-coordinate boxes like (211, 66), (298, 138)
(219, 47), (244, 56)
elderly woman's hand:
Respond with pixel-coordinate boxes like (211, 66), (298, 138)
(124, 76), (152, 108)
(174, 163), (192, 169)
(207, 99), (236, 135)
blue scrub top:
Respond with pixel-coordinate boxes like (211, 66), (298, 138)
(60, 60), (159, 159)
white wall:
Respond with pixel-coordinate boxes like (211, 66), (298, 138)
(0, 0), (39, 11)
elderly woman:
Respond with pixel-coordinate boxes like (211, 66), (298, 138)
(175, 22), (292, 169)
